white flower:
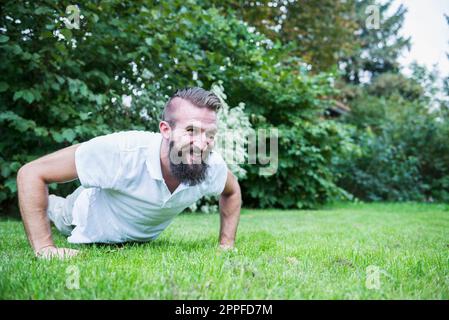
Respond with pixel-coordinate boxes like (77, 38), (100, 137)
(139, 108), (150, 120)
(122, 95), (132, 108)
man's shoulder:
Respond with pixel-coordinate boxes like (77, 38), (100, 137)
(105, 130), (161, 152)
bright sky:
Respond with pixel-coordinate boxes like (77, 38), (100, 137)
(393, 0), (449, 78)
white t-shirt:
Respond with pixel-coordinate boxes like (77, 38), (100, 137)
(67, 130), (228, 244)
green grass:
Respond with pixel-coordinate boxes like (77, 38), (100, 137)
(1, 202), (448, 299)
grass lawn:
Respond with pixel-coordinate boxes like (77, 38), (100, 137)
(1, 202), (448, 299)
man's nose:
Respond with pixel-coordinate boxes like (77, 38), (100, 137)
(192, 132), (209, 151)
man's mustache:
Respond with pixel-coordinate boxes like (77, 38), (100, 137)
(177, 147), (209, 158)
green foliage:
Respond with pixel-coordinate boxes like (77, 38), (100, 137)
(224, 53), (356, 208)
(366, 72), (424, 101)
(341, 71), (427, 133)
(1, 0), (350, 211)
(210, 0), (358, 72)
(336, 68), (449, 202)
(243, 119), (354, 209)
(335, 126), (426, 201)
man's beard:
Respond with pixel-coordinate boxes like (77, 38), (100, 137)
(168, 141), (210, 186)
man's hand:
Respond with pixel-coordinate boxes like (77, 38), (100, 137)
(218, 170), (241, 248)
(218, 243), (237, 251)
(35, 245), (80, 260)
(17, 144), (80, 255)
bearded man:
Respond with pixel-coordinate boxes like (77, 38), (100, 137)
(17, 87), (241, 259)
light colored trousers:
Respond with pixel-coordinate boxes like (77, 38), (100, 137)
(47, 186), (84, 236)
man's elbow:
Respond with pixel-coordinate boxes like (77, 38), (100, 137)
(221, 185), (242, 205)
(17, 164), (31, 181)
(17, 163), (42, 186)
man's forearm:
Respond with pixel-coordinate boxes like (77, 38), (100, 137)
(218, 190), (241, 247)
(17, 165), (54, 253)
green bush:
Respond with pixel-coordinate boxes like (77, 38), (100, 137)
(335, 127), (426, 201)
(337, 94), (449, 202)
(242, 118), (354, 209)
(1, 0), (352, 213)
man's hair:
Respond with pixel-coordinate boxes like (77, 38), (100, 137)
(162, 87), (221, 126)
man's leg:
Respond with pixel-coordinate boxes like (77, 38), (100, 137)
(47, 186), (85, 236)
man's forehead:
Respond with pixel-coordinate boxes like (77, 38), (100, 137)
(171, 99), (217, 129)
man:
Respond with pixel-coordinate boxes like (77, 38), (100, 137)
(17, 87), (242, 259)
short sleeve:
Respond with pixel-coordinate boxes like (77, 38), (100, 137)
(75, 133), (123, 189)
(205, 151), (228, 196)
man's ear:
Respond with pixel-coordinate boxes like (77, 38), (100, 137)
(159, 121), (171, 140)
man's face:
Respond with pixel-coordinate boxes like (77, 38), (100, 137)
(165, 99), (218, 185)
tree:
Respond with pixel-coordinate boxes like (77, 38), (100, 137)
(209, 0), (358, 72)
(340, 0), (411, 84)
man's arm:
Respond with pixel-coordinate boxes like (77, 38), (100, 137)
(218, 169), (241, 249)
(16, 144), (80, 259)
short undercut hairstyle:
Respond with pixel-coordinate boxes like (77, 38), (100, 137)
(162, 87), (222, 126)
